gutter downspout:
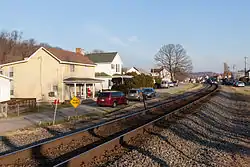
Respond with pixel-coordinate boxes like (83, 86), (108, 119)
(61, 66), (64, 102)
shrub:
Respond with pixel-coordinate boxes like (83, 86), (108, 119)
(111, 74), (154, 93)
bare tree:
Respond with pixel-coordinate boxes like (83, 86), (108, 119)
(154, 44), (193, 81)
(0, 30), (64, 64)
(0, 30), (23, 62)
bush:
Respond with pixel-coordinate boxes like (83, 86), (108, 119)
(154, 77), (162, 84)
(111, 84), (131, 94)
(111, 74), (154, 93)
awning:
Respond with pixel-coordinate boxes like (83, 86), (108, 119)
(64, 77), (104, 84)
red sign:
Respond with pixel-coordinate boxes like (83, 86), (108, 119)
(54, 99), (59, 105)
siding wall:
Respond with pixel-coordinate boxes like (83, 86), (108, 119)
(0, 49), (95, 102)
(0, 77), (10, 102)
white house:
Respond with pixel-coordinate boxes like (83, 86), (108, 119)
(0, 74), (12, 102)
(86, 52), (123, 90)
(126, 67), (141, 75)
(151, 68), (171, 81)
(126, 67), (151, 75)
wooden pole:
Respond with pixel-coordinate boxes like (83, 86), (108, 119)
(16, 104), (20, 116)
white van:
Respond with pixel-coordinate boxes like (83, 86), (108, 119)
(161, 81), (169, 88)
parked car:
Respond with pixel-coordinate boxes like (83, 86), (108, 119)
(142, 88), (156, 98)
(235, 81), (245, 87)
(173, 80), (179, 86)
(127, 89), (143, 101)
(161, 81), (169, 88)
(97, 91), (129, 107)
(168, 82), (175, 87)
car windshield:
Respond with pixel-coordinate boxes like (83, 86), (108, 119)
(129, 90), (137, 94)
(98, 92), (110, 97)
(143, 88), (153, 92)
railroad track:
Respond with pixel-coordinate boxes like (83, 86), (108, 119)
(0, 84), (217, 167)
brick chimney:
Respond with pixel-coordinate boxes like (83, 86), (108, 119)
(75, 48), (84, 55)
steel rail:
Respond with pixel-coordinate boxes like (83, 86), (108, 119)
(54, 84), (218, 167)
(0, 84), (211, 166)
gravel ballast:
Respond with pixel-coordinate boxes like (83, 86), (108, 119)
(106, 86), (250, 167)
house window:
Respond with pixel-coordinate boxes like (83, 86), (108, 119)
(111, 64), (115, 69)
(53, 85), (58, 92)
(9, 67), (13, 77)
(70, 65), (75, 72)
(9, 72), (13, 77)
(116, 64), (120, 72)
(10, 81), (14, 95)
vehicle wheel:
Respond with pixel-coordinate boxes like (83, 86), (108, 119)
(112, 101), (117, 108)
(125, 99), (129, 105)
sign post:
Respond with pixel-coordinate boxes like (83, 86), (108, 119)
(70, 96), (80, 117)
(53, 99), (59, 125)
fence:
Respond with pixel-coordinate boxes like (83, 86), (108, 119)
(0, 98), (36, 118)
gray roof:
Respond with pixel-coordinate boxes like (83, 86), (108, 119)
(85, 52), (117, 63)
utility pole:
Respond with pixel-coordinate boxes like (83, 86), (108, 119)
(244, 56), (248, 76)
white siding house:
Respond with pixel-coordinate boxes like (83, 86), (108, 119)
(86, 52), (123, 90)
(127, 67), (141, 75)
(0, 74), (12, 102)
(151, 68), (171, 81)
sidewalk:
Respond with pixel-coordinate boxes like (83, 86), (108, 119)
(0, 102), (109, 134)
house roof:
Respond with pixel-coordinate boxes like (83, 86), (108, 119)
(45, 47), (94, 65)
(132, 67), (139, 71)
(0, 47), (95, 66)
(85, 52), (117, 63)
(151, 68), (162, 73)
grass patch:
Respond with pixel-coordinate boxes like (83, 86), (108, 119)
(159, 83), (202, 98)
(0, 103), (72, 119)
(37, 111), (106, 127)
(232, 86), (250, 95)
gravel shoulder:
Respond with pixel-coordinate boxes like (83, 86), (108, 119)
(106, 85), (250, 167)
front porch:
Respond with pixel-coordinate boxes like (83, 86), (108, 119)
(64, 77), (103, 100)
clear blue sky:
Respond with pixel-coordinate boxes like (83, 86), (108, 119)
(1, 0), (250, 72)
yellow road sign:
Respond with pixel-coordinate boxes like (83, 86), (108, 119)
(70, 96), (80, 108)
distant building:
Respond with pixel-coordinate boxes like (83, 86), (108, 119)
(150, 68), (171, 81)
(126, 67), (150, 75)
(126, 67), (141, 75)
